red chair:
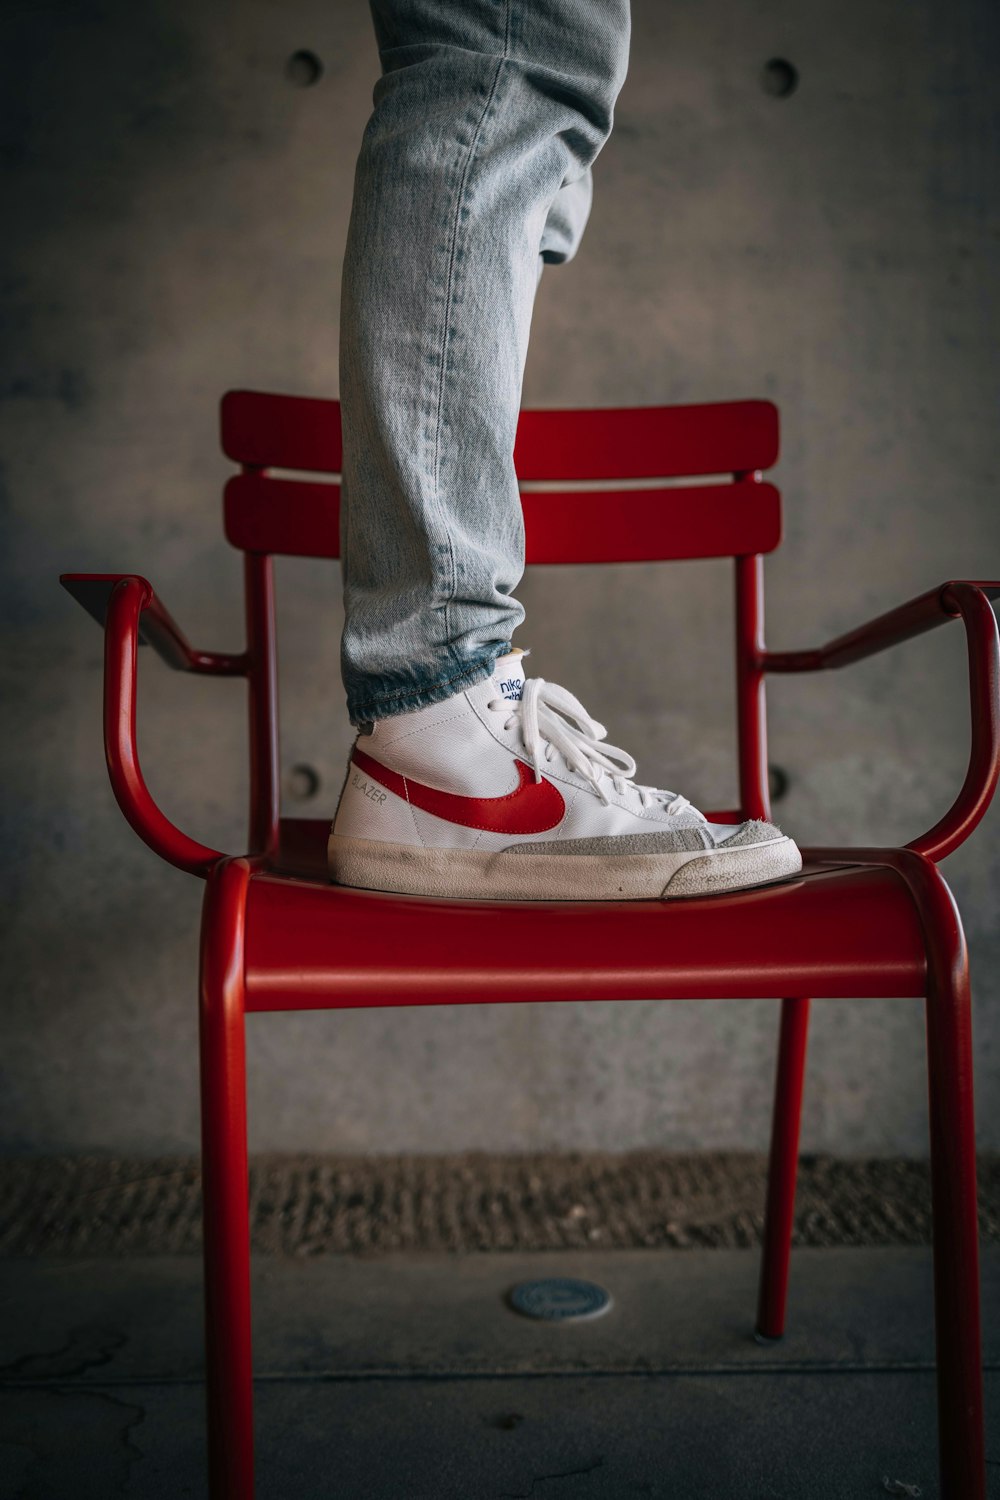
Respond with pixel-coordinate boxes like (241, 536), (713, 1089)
(62, 390), (999, 1499)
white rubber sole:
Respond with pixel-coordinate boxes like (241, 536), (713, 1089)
(327, 833), (803, 902)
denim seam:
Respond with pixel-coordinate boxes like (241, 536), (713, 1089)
(431, 1), (511, 648)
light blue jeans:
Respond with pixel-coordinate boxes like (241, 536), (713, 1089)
(339, 0), (631, 725)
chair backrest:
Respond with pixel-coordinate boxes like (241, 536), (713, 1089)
(220, 390), (781, 564)
(219, 389), (779, 852)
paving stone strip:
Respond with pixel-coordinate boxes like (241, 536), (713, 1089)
(0, 1153), (997, 1257)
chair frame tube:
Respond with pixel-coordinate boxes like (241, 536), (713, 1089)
(756, 994), (810, 1341)
(243, 553), (280, 859)
(200, 857), (255, 1499)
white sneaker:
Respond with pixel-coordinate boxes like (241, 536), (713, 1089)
(329, 649), (802, 902)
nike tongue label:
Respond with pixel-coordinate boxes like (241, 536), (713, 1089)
(492, 652), (525, 703)
(496, 674), (524, 702)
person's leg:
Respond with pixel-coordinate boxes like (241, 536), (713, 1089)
(331, 0), (802, 901)
(339, 0), (630, 727)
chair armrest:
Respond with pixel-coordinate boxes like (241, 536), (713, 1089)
(763, 581), (1000, 862)
(61, 572), (247, 675)
(61, 573), (247, 877)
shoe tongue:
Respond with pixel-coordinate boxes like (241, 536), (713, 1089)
(491, 648), (526, 704)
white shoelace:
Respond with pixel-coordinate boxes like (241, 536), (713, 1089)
(488, 677), (696, 816)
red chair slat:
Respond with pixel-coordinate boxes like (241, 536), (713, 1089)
(514, 400), (778, 480)
(522, 481), (780, 562)
(224, 475), (340, 557)
(221, 390), (343, 473)
(220, 391), (778, 481)
(225, 474), (780, 562)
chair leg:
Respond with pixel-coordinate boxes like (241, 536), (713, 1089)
(756, 996), (810, 1340)
(199, 859), (255, 1500)
(925, 965), (985, 1499)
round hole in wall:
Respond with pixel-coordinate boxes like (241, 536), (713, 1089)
(761, 58), (799, 98)
(287, 762), (321, 801)
(768, 763), (790, 803)
(286, 49), (323, 88)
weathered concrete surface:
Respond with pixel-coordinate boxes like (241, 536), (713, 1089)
(2, 0), (998, 1154)
(4, 1247), (1000, 1378)
(1, 1249), (998, 1497)
(0, 1372), (980, 1500)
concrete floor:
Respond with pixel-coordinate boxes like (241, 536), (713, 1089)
(0, 1248), (998, 1498)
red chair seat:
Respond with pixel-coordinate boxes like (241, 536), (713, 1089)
(245, 827), (926, 1011)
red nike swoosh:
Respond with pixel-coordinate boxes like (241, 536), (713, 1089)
(352, 747), (566, 835)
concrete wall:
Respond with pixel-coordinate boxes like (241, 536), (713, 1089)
(3, 0), (998, 1156)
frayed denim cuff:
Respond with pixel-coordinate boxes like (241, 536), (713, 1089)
(345, 643), (511, 727)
